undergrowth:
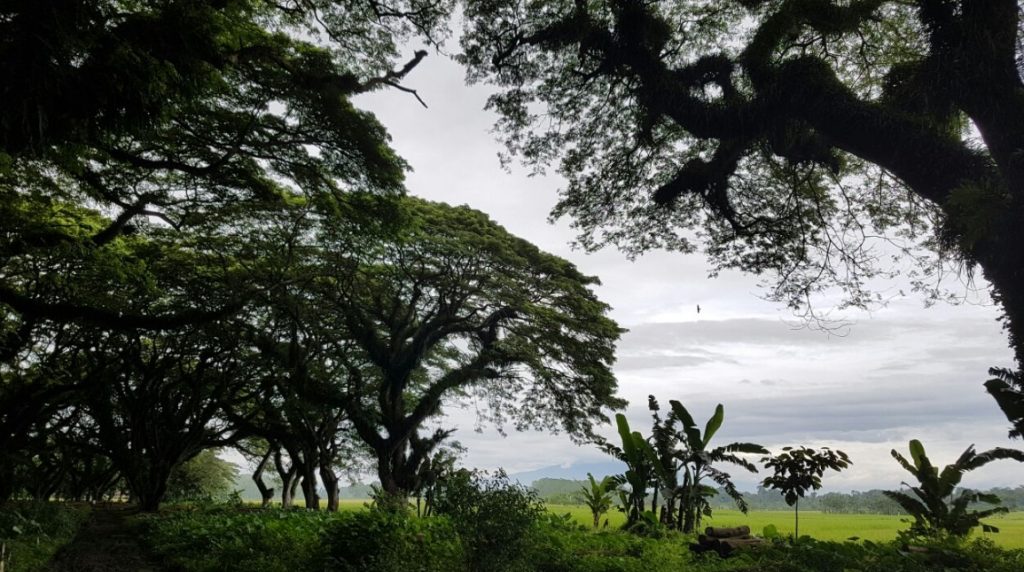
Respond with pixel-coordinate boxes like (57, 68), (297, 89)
(0, 502), (90, 572)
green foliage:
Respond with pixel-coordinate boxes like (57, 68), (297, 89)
(0, 502), (90, 572)
(668, 400), (767, 533)
(733, 536), (1024, 572)
(141, 506), (338, 572)
(986, 368), (1024, 440)
(884, 439), (1024, 538)
(431, 469), (545, 572)
(458, 0), (1024, 378)
(579, 473), (616, 529)
(165, 450), (239, 503)
(523, 514), (695, 572)
(761, 446), (852, 537)
(324, 511), (463, 572)
(602, 414), (657, 527)
(138, 504), (1024, 572)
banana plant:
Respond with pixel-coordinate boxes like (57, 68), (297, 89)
(601, 413), (658, 527)
(647, 396), (681, 526)
(670, 400), (768, 533)
(579, 473), (615, 529)
(883, 439), (1024, 537)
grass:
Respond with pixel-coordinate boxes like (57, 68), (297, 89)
(546, 504), (1024, 548)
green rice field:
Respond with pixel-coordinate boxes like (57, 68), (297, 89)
(545, 504), (1024, 548)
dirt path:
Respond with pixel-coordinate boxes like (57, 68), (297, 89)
(45, 506), (168, 572)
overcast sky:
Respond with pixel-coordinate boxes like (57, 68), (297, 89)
(353, 48), (1021, 492)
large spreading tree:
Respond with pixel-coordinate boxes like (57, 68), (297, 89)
(0, 0), (452, 338)
(460, 1), (1024, 424)
(284, 197), (626, 498)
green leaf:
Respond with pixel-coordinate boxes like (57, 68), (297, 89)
(908, 439), (927, 470)
(703, 404), (724, 447)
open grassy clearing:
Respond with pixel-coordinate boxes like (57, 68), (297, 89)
(546, 504), (1024, 548)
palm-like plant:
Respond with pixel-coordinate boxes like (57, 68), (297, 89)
(579, 473), (615, 529)
(670, 400), (768, 533)
(883, 439), (1024, 537)
(601, 414), (658, 527)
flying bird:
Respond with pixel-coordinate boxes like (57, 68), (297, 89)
(696, 304), (701, 314)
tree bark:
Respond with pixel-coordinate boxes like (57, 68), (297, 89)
(253, 447), (275, 508)
(319, 463), (339, 512)
(274, 450), (297, 508)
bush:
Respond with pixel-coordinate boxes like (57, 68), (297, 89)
(431, 469), (544, 572)
(0, 502), (90, 572)
(140, 506), (335, 572)
(323, 510), (463, 572)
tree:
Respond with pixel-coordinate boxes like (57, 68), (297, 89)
(1, 1), (452, 337)
(670, 401), (767, 533)
(883, 439), (1024, 538)
(460, 1), (1024, 374)
(761, 446), (852, 539)
(165, 450), (239, 502)
(579, 473), (616, 529)
(82, 326), (250, 511)
(310, 197), (625, 499)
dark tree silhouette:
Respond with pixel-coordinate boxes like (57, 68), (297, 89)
(307, 197), (625, 499)
(461, 0), (1024, 374)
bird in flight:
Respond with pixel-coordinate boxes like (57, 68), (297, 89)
(696, 304), (701, 314)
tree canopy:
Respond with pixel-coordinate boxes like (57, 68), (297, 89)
(249, 196), (626, 496)
(0, 0), (452, 336)
(459, 0), (1024, 374)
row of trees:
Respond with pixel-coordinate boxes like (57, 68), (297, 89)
(0, 1), (628, 512)
(0, 197), (624, 510)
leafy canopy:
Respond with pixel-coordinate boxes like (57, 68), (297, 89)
(459, 0), (1024, 369)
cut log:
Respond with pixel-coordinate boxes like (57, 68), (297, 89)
(705, 525), (750, 538)
(716, 537), (764, 556)
(690, 529), (764, 558)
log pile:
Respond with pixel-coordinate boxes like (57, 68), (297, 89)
(690, 525), (764, 557)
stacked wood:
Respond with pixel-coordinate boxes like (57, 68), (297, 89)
(689, 525), (765, 557)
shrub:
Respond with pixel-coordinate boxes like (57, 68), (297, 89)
(323, 510), (463, 572)
(431, 469), (544, 572)
(140, 506), (335, 572)
(0, 502), (90, 572)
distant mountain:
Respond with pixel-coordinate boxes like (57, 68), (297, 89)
(510, 460), (625, 486)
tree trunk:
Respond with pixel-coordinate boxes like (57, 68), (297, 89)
(319, 463), (339, 512)
(274, 450), (297, 509)
(300, 475), (318, 509)
(253, 447), (275, 508)
(794, 498), (799, 540)
(135, 474), (169, 512)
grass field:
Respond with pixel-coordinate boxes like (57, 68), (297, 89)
(545, 504), (1024, 548)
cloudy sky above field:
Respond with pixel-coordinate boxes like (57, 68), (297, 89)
(354, 49), (1020, 492)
